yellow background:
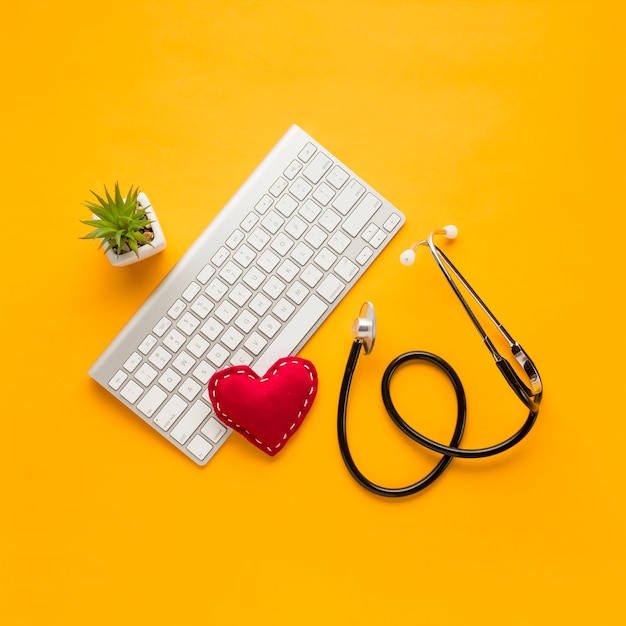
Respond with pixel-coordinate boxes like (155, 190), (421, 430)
(2, 1), (624, 624)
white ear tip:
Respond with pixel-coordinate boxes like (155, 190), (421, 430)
(443, 224), (458, 239)
(400, 249), (416, 266)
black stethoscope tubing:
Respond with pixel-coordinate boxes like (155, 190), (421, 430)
(336, 226), (543, 497)
(338, 340), (542, 497)
(338, 341), (467, 498)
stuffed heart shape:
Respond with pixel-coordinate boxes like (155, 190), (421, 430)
(208, 357), (318, 456)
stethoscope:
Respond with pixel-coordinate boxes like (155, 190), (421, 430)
(337, 225), (543, 497)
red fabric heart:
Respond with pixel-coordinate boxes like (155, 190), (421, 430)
(207, 357), (318, 456)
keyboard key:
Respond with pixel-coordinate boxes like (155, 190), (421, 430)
(215, 301), (238, 324)
(312, 181), (335, 206)
(154, 395), (187, 431)
(333, 179), (365, 215)
(249, 227), (271, 250)
(249, 293), (272, 316)
(187, 435), (213, 461)
(259, 315), (281, 338)
(222, 327), (244, 350)
(269, 177), (288, 197)
(273, 298), (295, 321)
(342, 193), (382, 237)
(242, 211), (260, 230)
(277, 259), (299, 282)
(226, 229), (244, 249)
(135, 362), (158, 386)
(200, 317), (224, 341)
(174, 314), (198, 340)
(356, 246), (374, 265)
(314, 247), (337, 271)
(317, 274), (345, 303)
(168, 299), (186, 320)
(319, 208), (341, 232)
(263, 276), (286, 299)
(244, 331), (267, 355)
(188, 333), (210, 357)
(171, 400), (211, 445)
(138, 334), (158, 355)
(384, 213), (402, 231)
(257, 249), (280, 272)
(158, 368), (182, 392)
(153, 317), (172, 337)
(148, 346), (172, 370)
(261, 210), (284, 234)
(201, 417), (228, 443)
(291, 242), (314, 265)
(120, 380), (143, 404)
(182, 282), (201, 302)
(334, 257), (359, 281)
(303, 152), (332, 184)
(123, 352), (142, 373)
(180, 378), (202, 401)
(205, 278), (228, 301)
(219, 261), (243, 284)
(190, 295), (214, 319)
(301, 264), (323, 287)
(163, 328), (185, 352)
(173, 350), (195, 375)
(286, 281), (309, 304)
(137, 386), (168, 418)
(234, 244), (256, 267)
(231, 349), (253, 366)
(270, 232), (294, 256)
(275, 194), (298, 217)
(298, 142), (316, 162)
(361, 223), (378, 242)
(328, 231), (351, 254)
(254, 195), (272, 214)
(285, 215), (307, 239)
(235, 310), (258, 333)
(192, 361), (215, 385)
(283, 159), (302, 179)
(290, 177), (313, 201)
(211, 246), (229, 267)
(196, 264), (216, 284)
(369, 229), (387, 248)
(229, 283), (252, 306)
(299, 199), (322, 222)
(207, 344), (229, 367)
(108, 370), (127, 390)
(327, 165), (349, 189)
(304, 225), (327, 249)
(243, 266), (266, 290)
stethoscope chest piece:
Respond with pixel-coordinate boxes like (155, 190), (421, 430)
(352, 301), (376, 355)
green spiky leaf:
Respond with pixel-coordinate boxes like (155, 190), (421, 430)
(80, 182), (154, 258)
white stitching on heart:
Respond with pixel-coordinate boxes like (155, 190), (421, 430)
(209, 358), (317, 453)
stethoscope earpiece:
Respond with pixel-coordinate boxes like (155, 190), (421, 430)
(400, 224), (459, 266)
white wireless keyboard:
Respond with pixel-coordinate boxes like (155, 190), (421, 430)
(89, 125), (405, 465)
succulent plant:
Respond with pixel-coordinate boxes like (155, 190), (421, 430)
(81, 182), (154, 257)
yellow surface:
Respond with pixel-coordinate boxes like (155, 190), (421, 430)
(2, 1), (624, 624)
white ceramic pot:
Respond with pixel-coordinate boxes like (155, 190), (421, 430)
(105, 192), (166, 266)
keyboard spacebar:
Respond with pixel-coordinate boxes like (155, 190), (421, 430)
(252, 295), (328, 375)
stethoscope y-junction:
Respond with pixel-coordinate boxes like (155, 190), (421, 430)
(337, 226), (543, 497)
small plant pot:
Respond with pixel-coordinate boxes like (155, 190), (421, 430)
(105, 192), (166, 266)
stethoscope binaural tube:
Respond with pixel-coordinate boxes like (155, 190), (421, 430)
(336, 226), (543, 496)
